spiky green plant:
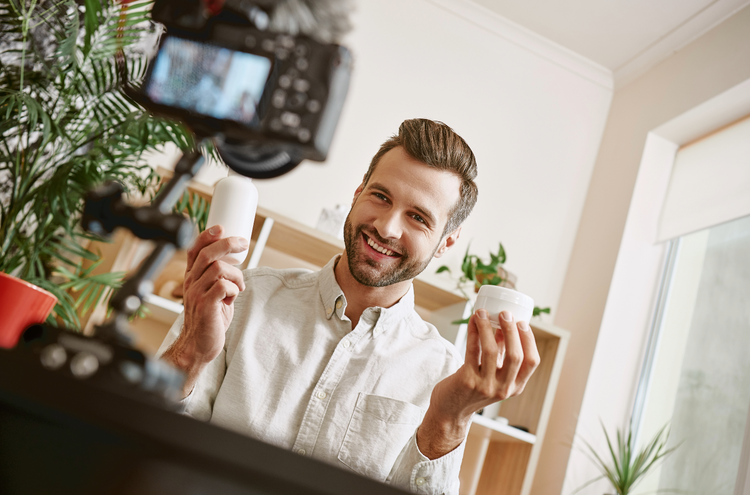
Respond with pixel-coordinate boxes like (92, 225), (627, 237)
(573, 421), (681, 495)
(0, 0), (195, 329)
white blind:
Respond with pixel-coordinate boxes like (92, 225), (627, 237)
(657, 115), (750, 242)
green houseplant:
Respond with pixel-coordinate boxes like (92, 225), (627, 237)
(0, 0), (195, 329)
(437, 242), (550, 324)
(574, 421), (681, 495)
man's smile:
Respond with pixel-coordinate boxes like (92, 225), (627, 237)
(362, 233), (402, 258)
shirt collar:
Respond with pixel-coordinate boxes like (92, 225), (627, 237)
(318, 256), (416, 337)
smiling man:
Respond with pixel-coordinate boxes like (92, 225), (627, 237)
(159, 119), (540, 495)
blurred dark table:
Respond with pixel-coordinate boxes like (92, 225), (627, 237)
(0, 347), (405, 495)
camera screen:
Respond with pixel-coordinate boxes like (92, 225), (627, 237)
(145, 36), (273, 126)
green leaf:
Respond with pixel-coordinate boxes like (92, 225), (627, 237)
(572, 420), (680, 495)
(532, 306), (550, 317)
(57, 0), (79, 69)
(491, 242), (506, 265)
(83, 0), (102, 54)
(436, 265), (451, 274)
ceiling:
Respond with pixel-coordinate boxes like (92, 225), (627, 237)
(469, 0), (750, 87)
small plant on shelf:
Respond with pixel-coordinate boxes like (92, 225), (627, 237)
(437, 242), (550, 324)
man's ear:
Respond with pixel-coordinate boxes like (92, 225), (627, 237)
(434, 226), (461, 258)
(352, 183), (364, 206)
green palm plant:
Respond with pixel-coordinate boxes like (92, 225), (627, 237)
(574, 421), (681, 495)
(0, 0), (195, 329)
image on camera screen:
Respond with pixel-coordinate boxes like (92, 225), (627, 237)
(145, 36), (272, 126)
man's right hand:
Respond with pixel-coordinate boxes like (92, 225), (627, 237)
(162, 225), (248, 398)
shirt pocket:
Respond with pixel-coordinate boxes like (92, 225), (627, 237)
(337, 392), (425, 481)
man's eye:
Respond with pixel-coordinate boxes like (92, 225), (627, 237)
(412, 214), (426, 224)
(374, 193), (387, 201)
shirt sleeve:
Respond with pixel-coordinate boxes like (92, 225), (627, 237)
(386, 429), (466, 495)
(155, 312), (227, 421)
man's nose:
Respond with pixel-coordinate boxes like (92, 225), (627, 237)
(373, 210), (403, 240)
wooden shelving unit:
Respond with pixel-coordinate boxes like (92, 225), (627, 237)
(460, 320), (569, 495)
(88, 173), (569, 495)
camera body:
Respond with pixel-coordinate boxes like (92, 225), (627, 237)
(127, 0), (352, 173)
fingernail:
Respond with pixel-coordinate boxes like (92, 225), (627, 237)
(239, 237), (249, 248)
(208, 226), (218, 235)
(500, 311), (513, 322)
(518, 321), (530, 332)
(476, 309), (488, 319)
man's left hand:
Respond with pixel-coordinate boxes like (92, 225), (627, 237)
(416, 308), (540, 459)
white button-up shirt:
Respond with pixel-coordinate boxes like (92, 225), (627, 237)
(158, 257), (465, 494)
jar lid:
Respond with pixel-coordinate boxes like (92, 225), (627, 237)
(476, 285), (534, 309)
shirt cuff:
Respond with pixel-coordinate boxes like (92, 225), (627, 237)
(389, 430), (466, 495)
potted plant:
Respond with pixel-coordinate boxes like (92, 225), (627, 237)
(437, 242), (550, 324)
(0, 0), (194, 335)
(573, 421), (680, 495)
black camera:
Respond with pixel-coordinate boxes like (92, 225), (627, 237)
(127, 0), (353, 178)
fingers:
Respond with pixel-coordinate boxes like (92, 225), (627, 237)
(207, 278), (240, 305)
(496, 311), (524, 386)
(464, 313), (481, 371)
(514, 320), (541, 388)
(187, 225), (223, 272)
(475, 310), (500, 380)
(190, 260), (246, 295)
(188, 234), (249, 282)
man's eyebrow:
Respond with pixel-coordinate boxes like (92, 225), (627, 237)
(369, 182), (437, 226)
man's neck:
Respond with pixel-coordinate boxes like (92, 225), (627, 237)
(334, 254), (412, 328)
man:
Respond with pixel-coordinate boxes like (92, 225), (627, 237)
(158, 119), (540, 494)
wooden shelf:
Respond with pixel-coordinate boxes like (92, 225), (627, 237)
(459, 319), (570, 495)
(470, 414), (537, 444)
(143, 294), (184, 324)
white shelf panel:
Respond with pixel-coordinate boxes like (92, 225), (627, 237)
(143, 294), (183, 325)
(470, 413), (536, 444)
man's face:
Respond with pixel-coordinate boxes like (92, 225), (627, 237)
(343, 146), (462, 288)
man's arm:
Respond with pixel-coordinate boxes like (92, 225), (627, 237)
(160, 225), (248, 399)
(417, 309), (541, 459)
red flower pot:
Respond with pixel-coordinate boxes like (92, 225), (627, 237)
(0, 272), (58, 349)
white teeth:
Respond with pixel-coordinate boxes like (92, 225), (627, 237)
(367, 237), (395, 256)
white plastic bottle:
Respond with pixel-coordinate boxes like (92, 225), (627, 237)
(205, 169), (258, 265)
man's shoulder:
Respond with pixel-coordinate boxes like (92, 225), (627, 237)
(404, 311), (463, 368)
(241, 265), (319, 289)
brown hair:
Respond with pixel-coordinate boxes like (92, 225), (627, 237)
(363, 119), (478, 236)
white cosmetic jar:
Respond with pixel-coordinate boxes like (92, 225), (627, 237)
(474, 285), (534, 329)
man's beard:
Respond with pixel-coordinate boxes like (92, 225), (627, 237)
(342, 216), (437, 288)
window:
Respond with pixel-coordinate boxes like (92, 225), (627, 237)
(634, 214), (750, 494)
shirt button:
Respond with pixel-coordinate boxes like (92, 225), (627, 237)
(342, 340), (351, 349)
(326, 307), (333, 316)
(415, 477), (426, 486)
(336, 300), (343, 309)
(317, 391), (327, 400)
(297, 448), (306, 455)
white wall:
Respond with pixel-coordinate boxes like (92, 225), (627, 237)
(533, 5), (750, 493)
(244, 0), (613, 315)
(152, 0), (612, 315)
